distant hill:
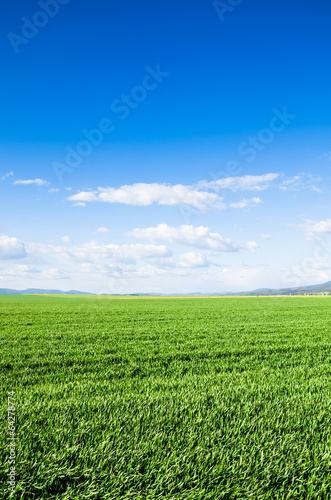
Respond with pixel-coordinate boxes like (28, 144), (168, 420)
(232, 280), (331, 296)
(1, 281), (331, 296)
(0, 288), (93, 295)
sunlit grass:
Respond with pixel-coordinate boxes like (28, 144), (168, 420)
(1, 296), (331, 499)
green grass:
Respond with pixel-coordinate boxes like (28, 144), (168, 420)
(1, 295), (331, 499)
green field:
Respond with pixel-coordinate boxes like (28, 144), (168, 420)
(1, 295), (331, 499)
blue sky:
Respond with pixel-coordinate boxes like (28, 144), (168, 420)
(1, 0), (331, 293)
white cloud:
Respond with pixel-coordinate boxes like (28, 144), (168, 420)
(279, 173), (321, 192)
(260, 234), (271, 239)
(69, 191), (97, 202)
(28, 241), (171, 264)
(0, 264), (69, 280)
(41, 268), (70, 280)
(70, 242), (170, 262)
(130, 224), (239, 252)
(20, 239), (220, 292)
(0, 264), (38, 277)
(68, 183), (224, 210)
(199, 173), (280, 192)
(49, 188), (60, 193)
(155, 252), (211, 269)
(97, 227), (110, 233)
(61, 236), (71, 244)
(13, 179), (49, 186)
(1, 233), (279, 293)
(246, 241), (260, 253)
(230, 197), (262, 209)
(1, 171), (14, 181)
(66, 172), (320, 213)
(280, 175), (301, 188)
(0, 236), (27, 260)
(298, 219), (331, 240)
(176, 252), (209, 268)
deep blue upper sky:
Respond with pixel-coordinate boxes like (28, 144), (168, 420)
(2, 0), (331, 144)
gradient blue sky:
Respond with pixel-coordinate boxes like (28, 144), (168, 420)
(1, 0), (331, 293)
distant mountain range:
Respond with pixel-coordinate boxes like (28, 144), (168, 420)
(226, 280), (331, 296)
(1, 281), (331, 296)
(0, 288), (93, 295)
